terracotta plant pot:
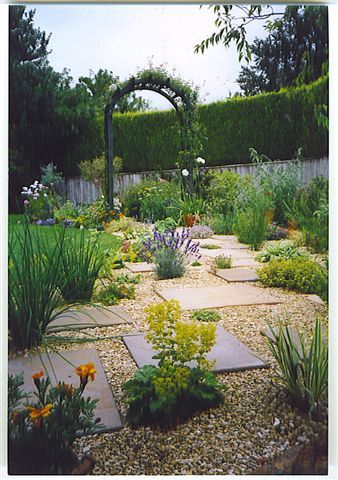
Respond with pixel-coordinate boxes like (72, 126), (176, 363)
(183, 214), (196, 227)
(287, 220), (298, 232)
(265, 208), (275, 224)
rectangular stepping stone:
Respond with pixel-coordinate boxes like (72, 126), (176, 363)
(123, 326), (268, 373)
(231, 258), (261, 268)
(46, 306), (132, 333)
(215, 268), (259, 283)
(156, 284), (282, 310)
(125, 262), (153, 273)
(305, 294), (325, 305)
(8, 348), (122, 433)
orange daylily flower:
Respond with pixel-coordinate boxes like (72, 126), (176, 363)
(32, 370), (44, 380)
(28, 404), (53, 421)
(75, 362), (96, 386)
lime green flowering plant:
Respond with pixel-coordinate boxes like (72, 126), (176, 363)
(123, 300), (225, 428)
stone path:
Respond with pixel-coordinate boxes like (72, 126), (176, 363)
(156, 284), (282, 310)
(46, 306), (132, 333)
(125, 262), (154, 273)
(214, 268), (259, 283)
(8, 348), (122, 433)
(123, 325), (268, 373)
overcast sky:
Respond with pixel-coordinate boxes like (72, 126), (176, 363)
(32, 4), (274, 110)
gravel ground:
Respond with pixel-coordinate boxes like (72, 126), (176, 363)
(11, 242), (328, 475)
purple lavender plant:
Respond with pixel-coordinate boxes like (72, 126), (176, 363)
(143, 228), (201, 259)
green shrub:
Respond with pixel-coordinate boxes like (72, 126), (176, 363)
(123, 179), (181, 221)
(191, 309), (221, 322)
(154, 217), (177, 233)
(106, 216), (149, 240)
(191, 261), (202, 267)
(94, 282), (135, 305)
(54, 200), (80, 223)
(123, 301), (224, 428)
(200, 243), (221, 250)
(206, 170), (244, 215)
(214, 255), (232, 269)
(256, 241), (309, 263)
(258, 258), (328, 300)
(263, 319), (328, 417)
(205, 212), (236, 235)
(58, 230), (106, 302)
(112, 77), (328, 172)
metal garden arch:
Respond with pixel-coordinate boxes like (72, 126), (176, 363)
(104, 71), (199, 207)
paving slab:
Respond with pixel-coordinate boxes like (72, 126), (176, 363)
(261, 325), (327, 351)
(215, 268), (259, 283)
(156, 284), (282, 310)
(123, 326), (268, 373)
(125, 262), (153, 273)
(305, 294), (326, 305)
(201, 249), (255, 260)
(231, 258), (261, 268)
(8, 348), (122, 433)
(46, 306), (132, 333)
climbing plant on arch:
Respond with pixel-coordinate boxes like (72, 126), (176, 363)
(104, 67), (203, 207)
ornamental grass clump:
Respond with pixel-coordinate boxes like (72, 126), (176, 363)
(9, 220), (70, 351)
(8, 365), (102, 474)
(263, 319), (328, 418)
(123, 300), (225, 428)
(58, 229), (106, 302)
(143, 228), (201, 279)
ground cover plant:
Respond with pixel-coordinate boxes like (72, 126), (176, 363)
(94, 273), (140, 305)
(256, 241), (309, 263)
(263, 319), (328, 418)
(258, 258), (328, 300)
(191, 309), (221, 322)
(8, 365), (102, 474)
(143, 229), (200, 279)
(200, 243), (221, 250)
(123, 300), (225, 428)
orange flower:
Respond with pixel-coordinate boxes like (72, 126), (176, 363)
(28, 404), (53, 421)
(75, 362), (96, 386)
(56, 382), (76, 397)
(32, 370), (44, 380)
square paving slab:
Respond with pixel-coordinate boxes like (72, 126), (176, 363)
(123, 326), (268, 373)
(215, 268), (259, 283)
(125, 262), (153, 273)
(156, 284), (282, 310)
(8, 348), (122, 433)
(46, 306), (132, 333)
(231, 258), (261, 268)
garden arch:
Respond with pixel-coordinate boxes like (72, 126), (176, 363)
(104, 69), (199, 207)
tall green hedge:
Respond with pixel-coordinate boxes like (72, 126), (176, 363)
(112, 76), (328, 172)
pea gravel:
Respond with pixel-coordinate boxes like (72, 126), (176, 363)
(13, 265), (328, 475)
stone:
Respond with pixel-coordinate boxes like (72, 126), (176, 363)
(8, 348), (122, 433)
(231, 258), (261, 267)
(156, 284), (282, 310)
(125, 262), (153, 273)
(123, 325), (268, 373)
(46, 306), (132, 333)
(305, 294), (325, 305)
(214, 268), (259, 283)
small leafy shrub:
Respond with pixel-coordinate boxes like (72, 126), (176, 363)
(123, 301), (225, 428)
(267, 223), (288, 240)
(264, 319), (328, 418)
(94, 282), (135, 305)
(258, 258), (328, 300)
(40, 162), (63, 187)
(200, 243), (221, 250)
(21, 181), (60, 221)
(54, 201), (81, 224)
(143, 229), (200, 280)
(206, 170), (244, 215)
(58, 230), (106, 302)
(189, 225), (214, 239)
(78, 196), (122, 230)
(124, 179), (181, 221)
(154, 217), (177, 233)
(214, 255), (232, 269)
(191, 309), (221, 322)
(256, 241), (309, 263)
(79, 154), (122, 183)
(8, 365), (102, 474)
(106, 216), (149, 239)
(191, 261), (202, 267)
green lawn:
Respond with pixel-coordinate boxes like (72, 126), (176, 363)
(9, 214), (121, 253)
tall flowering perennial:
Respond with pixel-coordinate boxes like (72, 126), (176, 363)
(21, 180), (60, 222)
(143, 228), (201, 259)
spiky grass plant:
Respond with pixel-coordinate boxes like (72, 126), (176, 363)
(58, 229), (106, 302)
(264, 319), (328, 417)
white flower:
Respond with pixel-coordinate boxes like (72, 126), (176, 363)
(80, 225), (84, 230)
(27, 189), (32, 195)
(22, 186), (28, 191)
(182, 169), (189, 177)
(43, 193), (48, 198)
(196, 157), (206, 165)
(34, 180), (39, 185)
(39, 184), (43, 189)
